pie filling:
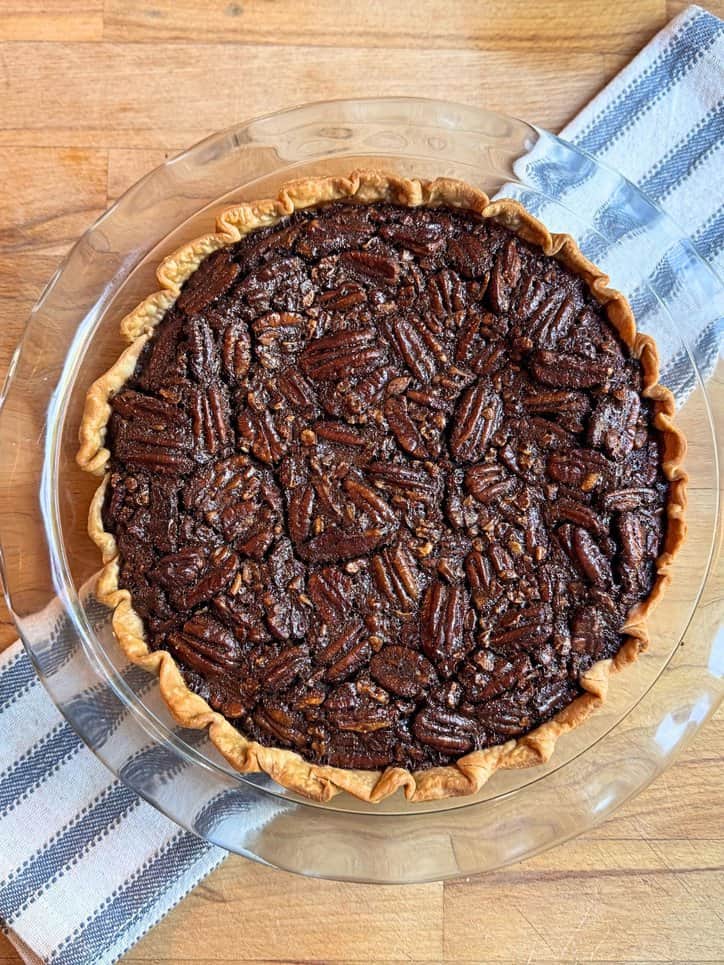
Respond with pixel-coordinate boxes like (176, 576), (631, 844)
(102, 201), (668, 771)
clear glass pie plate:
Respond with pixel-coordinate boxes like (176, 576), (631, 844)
(0, 98), (722, 883)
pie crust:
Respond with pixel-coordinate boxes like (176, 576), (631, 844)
(77, 170), (687, 803)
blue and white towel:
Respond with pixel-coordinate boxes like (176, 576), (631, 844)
(563, 5), (723, 282)
(0, 596), (227, 965)
(1, 5), (722, 963)
(560, 3), (724, 393)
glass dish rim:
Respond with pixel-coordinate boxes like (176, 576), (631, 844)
(1, 96), (721, 841)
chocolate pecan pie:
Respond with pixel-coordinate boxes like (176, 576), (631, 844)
(77, 170), (687, 802)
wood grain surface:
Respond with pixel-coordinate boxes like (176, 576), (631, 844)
(0, 1), (722, 962)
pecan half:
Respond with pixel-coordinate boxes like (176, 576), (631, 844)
(167, 612), (242, 676)
(325, 683), (395, 732)
(449, 382), (503, 462)
(237, 405), (288, 464)
(489, 603), (553, 652)
(316, 622), (371, 682)
(177, 250), (240, 316)
(300, 328), (386, 381)
(413, 706), (477, 753)
(572, 527), (613, 588)
(381, 222), (444, 256)
(487, 238), (522, 313)
(477, 696), (531, 738)
(465, 463), (517, 503)
(297, 218), (374, 258)
(387, 315), (439, 382)
(190, 384), (231, 457)
(384, 395), (429, 458)
(372, 542), (422, 612)
(338, 250), (400, 285)
(261, 645), (309, 692)
(603, 487), (659, 512)
(370, 645), (437, 698)
(427, 268), (466, 317)
(253, 703), (307, 747)
(447, 232), (489, 279)
(366, 461), (439, 504)
(531, 350), (613, 388)
(547, 448), (613, 490)
(307, 566), (353, 626)
(553, 498), (607, 536)
(420, 582), (474, 676)
(300, 527), (391, 565)
(221, 320), (251, 381)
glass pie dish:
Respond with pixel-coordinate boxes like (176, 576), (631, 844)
(0, 97), (722, 882)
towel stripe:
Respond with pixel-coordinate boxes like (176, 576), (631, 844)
(639, 101), (724, 203)
(0, 652), (39, 713)
(62, 666), (156, 749)
(98, 850), (225, 965)
(27, 595), (113, 681)
(35, 615), (80, 678)
(573, 10), (723, 155)
(117, 726), (207, 788)
(194, 788), (272, 838)
(661, 318), (723, 398)
(0, 724), (83, 818)
(0, 784), (140, 924)
(49, 832), (212, 965)
(692, 208), (724, 266)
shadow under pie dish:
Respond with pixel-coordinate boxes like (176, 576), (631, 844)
(76, 169), (687, 804)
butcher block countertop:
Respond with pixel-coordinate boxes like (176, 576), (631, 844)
(0, 2), (722, 962)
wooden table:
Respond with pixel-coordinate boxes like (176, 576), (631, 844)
(1, 2), (722, 961)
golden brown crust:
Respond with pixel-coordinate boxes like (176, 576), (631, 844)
(78, 169), (688, 803)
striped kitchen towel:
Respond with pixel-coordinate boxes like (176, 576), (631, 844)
(559, 3), (724, 395)
(1, 5), (722, 963)
(0, 604), (227, 965)
(563, 4), (723, 279)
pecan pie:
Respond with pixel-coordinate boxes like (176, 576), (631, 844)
(77, 171), (687, 802)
